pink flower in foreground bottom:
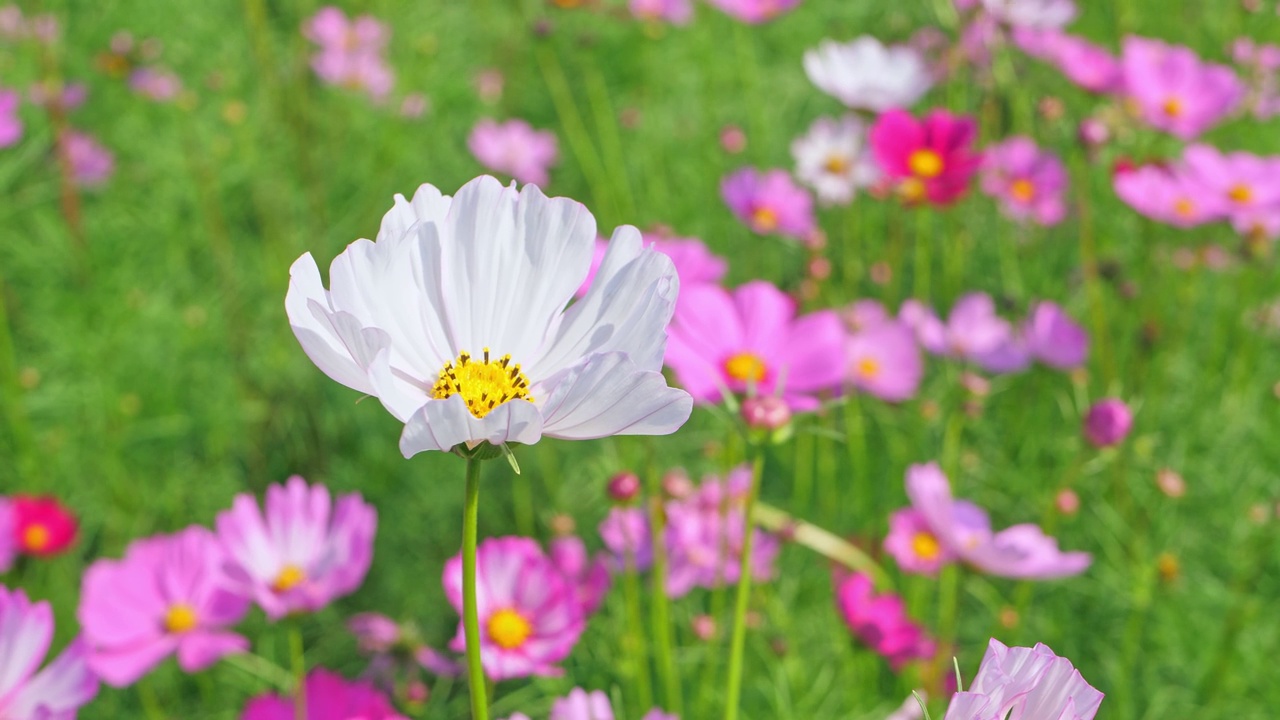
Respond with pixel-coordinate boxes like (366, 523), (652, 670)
(836, 573), (935, 670)
(943, 639), (1102, 719)
(721, 168), (816, 240)
(79, 527), (250, 686)
(241, 668), (407, 720)
(216, 475), (377, 619)
(468, 119), (559, 186)
(0, 586), (100, 718)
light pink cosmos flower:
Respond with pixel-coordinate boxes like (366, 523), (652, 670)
(906, 294), (1011, 361)
(303, 6), (394, 100)
(0, 89), (21, 148)
(1023, 301), (1088, 369)
(1181, 145), (1280, 227)
(792, 115), (880, 206)
(665, 280), (847, 410)
(629, 0), (692, 24)
(847, 320), (923, 402)
(981, 0), (1076, 29)
(548, 536), (612, 615)
(943, 639), (1103, 720)
(129, 67), (182, 101)
(551, 688), (614, 720)
(0, 586), (100, 718)
(836, 573), (935, 670)
(443, 536), (584, 680)
(884, 508), (957, 575)
(804, 37), (933, 112)
(1035, 32), (1123, 93)
(871, 109), (982, 206)
(468, 119), (559, 186)
(1122, 36), (1243, 140)
(79, 526), (251, 686)
(242, 668), (408, 720)
(1113, 165), (1224, 228)
(721, 168), (816, 240)
(905, 463), (1092, 579)
(60, 130), (113, 187)
(576, 233), (727, 300)
(705, 0), (800, 23)
(216, 475), (377, 619)
(599, 506), (653, 570)
(981, 136), (1069, 226)
(0, 499), (13, 572)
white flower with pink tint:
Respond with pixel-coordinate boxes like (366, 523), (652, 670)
(0, 586), (99, 718)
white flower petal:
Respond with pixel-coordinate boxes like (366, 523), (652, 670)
(377, 183), (453, 243)
(367, 348), (430, 422)
(540, 352), (692, 439)
(398, 395), (544, 457)
(285, 253), (390, 395)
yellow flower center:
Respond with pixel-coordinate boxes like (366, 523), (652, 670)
(898, 177), (927, 204)
(1010, 178), (1037, 203)
(1229, 184), (1253, 204)
(431, 348), (534, 419)
(1173, 198), (1195, 218)
(823, 155), (849, 174)
(750, 207), (778, 231)
(908, 149), (944, 179)
(1162, 97), (1183, 118)
(164, 604), (199, 634)
(856, 357), (880, 379)
(21, 524), (50, 552)
(272, 564), (306, 593)
(487, 608), (533, 650)
(911, 531), (941, 560)
(724, 352), (767, 384)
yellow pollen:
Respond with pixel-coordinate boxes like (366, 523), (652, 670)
(21, 524), (50, 552)
(431, 348), (534, 419)
(724, 352), (767, 384)
(272, 565), (306, 593)
(487, 608), (533, 650)
(1228, 184), (1253, 204)
(1162, 97), (1183, 118)
(898, 177), (927, 204)
(908, 149), (944, 179)
(164, 604), (199, 634)
(750, 207), (778, 231)
(1173, 198), (1195, 218)
(911, 532), (941, 560)
(823, 155), (849, 174)
(1010, 178), (1037, 203)
(856, 357), (880, 379)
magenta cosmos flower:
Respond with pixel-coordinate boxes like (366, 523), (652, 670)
(871, 109), (982, 206)
(1182, 145), (1280, 228)
(1113, 165), (1223, 228)
(80, 527), (250, 686)
(980, 300), (1089, 373)
(286, 176), (692, 457)
(1083, 398), (1132, 447)
(0, 89), (21, 148)
(468, 119), (559, 187)
(943, 639), (1103, 720)
(981, 137), (1069, 226)
(0, 586), (100, 718)
(1122, 36), (1243, 140)
(443, 536), (584, 680)
(665, 280), (846, 410)
(705, 0), (800, 23)
(242, 668), (407, 720)
(847, 320), (923, 402)
(905, 463), (1091, 579)
(884, 508), (958, 575)
(721, 168), (816, 240)
(216, 475), (377, 619)
(0, 499), (14, 572)
(1020, 32), (1122, 93)
(803, 37), (933, 112)
(836, 573), (935, 670)
(577, 233), (727, 300)
(629, 0), (692, 24)
(303, 6), (394, 100)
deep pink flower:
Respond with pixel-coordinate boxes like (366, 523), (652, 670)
(0, 499), (13, 572)
(665, 280), (847, 410)
(1122, 36), (1243, 140)
(443, 537), (584, 680)
(1114, 164), (1224, 228)
(577, 234), (726, 299)
(467, 119), (559, 186)
(241, 668), (407, 720)
(1023, 301), (1088, 369)
(60, 130), (113, 187)
(1083, 398), (1132, 447)
(0, 586), (100, 718)
(216, 475), (377, 619)
(79, 527), (251, 686)
(1181, 144), (1280, 227)
(11, 494), (78, 557)
(884, 508), (956, 575)
(836, 573), (935, 670)
(721, 168), (816, 240)
(303, 7), (394, 99)
(981, 136), (1069, 226)
(943, 639), (1103, 720)
(0, 89), (21, 148)
(549, 536), (612, 615)
(905, 463), (1092, 579)
(847, 320), (923, 402)
(871, 109), (982, 206)
(629, 0), (692, 24)
(705, 0), (800, 23)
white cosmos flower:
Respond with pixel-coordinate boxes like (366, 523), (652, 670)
(981, 0), (1077, 29)
(803, 37), (933, 113)
(287, 175), (693, 457)
(791, 115), (881, 206)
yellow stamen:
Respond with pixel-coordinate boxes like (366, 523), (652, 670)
(908, 149), (944, 179)
(1162, 97), (1183, 118)
(1228, 184), (1253, 204)
(750, 207), (778, 232)
(431, 348), (534, 419)
(1173, 198), (1195, 218)
(164, 604), (199, 634)
(856, 357), (880, 379)
(898, 177), (927, 204)
(21, 524), (50, 552)
(911, 532), (941, 560)
(823, 155), (849, 174)
(487, 608), (533, 650)
(724, 352), (767, 384)
(272, 565), (306, 593)
(1010, 178), (1037, 203)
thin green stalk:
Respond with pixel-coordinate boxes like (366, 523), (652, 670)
(722, 451), (765, 720)
(792, 427), (814, 512)
(844, 395), (869, 521)
(648, 493), (682, 716)
(288, 623), (306, 720)
(935, 563), (961, 680)
(138, 679), (165, 720)
(463, 457), (490, 720)
(223, 652), (296, 690)
(913, 209), (932, 301)
(622, 542), (655, 712)
(583, 65), (638, 220)
(533, 46), (617, 220)
(0, 278), (36, 483)
(1070, 153), (1115, 386)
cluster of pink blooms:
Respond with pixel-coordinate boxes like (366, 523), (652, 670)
(0, 494), (79, 572)
(1232, 38), (1280, 120)
(302, 7), (394, 101)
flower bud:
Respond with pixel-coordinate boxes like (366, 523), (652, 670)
(607, 472), (641, 503)
(741, 395), (791, 431)
(1083, 398), (1132, 447)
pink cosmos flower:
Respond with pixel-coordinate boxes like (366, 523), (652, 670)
(216, 475), (377, 619)
(629, 0), (692, 24)
(576, 234), (727, 300)
(1043, 33), (1123, 93)
(1122, 36), (1243, 140)
(443, 536), (584, 680)
(705, 0), (800, 23)
(792, 115), (880, 205)
(467, 119), (559, 187)
(943, 639), (1103, 719)
(1181, 145), (1280, 226)
(843, 299), (891, 332)
(129, 67), (182, 101)
(0, 89), (21, 148)
(348, 613), (402, 654)
(836, 573), (935, 670)
(980, 137), (1069, 226)
(1113, 165), (1224, 228)
(551, 688), (614, 720)
(663, 467), (779, 597)
(906, 294), (1011, 361)
(1233, 207), (1280, 240)
(721, 168), (816, 240)
(0, 500), (13, 572)
(549, 536), (612, 615)
(1023, 301), (1088, 369)
(847, 320), (923, 402)
(11, 494), (78, 558)
(60, 130), (113, 187)
(599, 506), (653, 570)
(79, 527), (251, 686)
(665, 280), (847, 410)
(981, 0), (1076, 29)
(303, 7), (394, 100)
(0, 586), (99, 718)
(905, 463), (1092, 579)
(884, 508), (956, 575)
(871, 109), (982, 206)
(242, 668), (408, 720)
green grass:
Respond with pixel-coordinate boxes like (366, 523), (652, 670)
(2, 0), (1280, 718)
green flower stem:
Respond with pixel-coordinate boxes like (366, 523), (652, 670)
(222, 652), (295, 691)
(648, 490), (683, 716)
(913, 209), (932, 301)
(463, 456), (490, 720)
(753, 502), (894, 591)
(622, 542), (655, 714)
(288, 622), (306, 720)
(722, 450), (764, 720)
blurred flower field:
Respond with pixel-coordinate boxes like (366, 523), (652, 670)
(1, 0), (1280, 718)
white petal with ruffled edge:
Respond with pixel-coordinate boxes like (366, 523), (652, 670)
(538, 352), (692, 439)
(399, 394), (544, 456)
